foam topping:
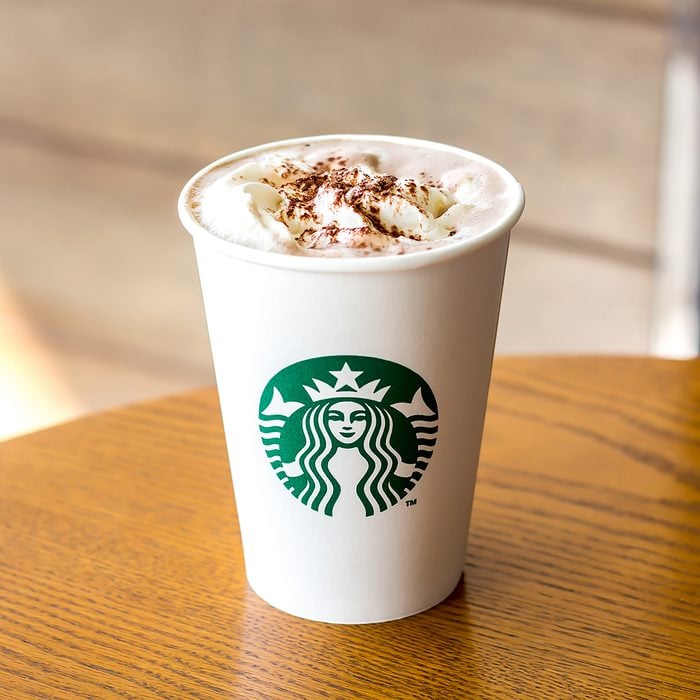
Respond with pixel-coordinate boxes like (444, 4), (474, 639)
(191, 140), (515, 257)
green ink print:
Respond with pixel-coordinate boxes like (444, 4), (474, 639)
(259, 356), (438, 517)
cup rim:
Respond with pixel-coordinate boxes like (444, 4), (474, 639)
(177, 134), (525, 273)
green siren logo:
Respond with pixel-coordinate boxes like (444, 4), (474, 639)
(259, 355), (438, 517)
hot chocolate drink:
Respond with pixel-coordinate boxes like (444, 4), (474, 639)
(177, 135), (525, 623)
(181, 136), (520, 257)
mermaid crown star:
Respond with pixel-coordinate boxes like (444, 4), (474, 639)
(303, 362), (390, 403)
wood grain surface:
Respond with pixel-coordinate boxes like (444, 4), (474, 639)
(1, 357), (698, 699)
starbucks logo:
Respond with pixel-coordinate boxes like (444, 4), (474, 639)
(259, 355), (438, 517)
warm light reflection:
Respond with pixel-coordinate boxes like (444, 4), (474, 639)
(0, 278), (80, 440)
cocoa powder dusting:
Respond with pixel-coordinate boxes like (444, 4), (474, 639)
(274, 160), (446, 250)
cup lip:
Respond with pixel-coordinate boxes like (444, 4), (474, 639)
(177, 134), (525, 273)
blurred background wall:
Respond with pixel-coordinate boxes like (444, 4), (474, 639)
(1, 0), (697, 439)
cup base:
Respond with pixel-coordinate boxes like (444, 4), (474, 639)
(246, 570), (465, 625)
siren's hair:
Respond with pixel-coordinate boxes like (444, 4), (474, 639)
(356, 402), (402, 516)
(294, 399), (401, 517)
(297, 403), (340, 516)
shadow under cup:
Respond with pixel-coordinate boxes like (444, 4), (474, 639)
(177, 134), (525, 623)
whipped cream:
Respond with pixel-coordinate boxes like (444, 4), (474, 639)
(189, 138), (515, 257)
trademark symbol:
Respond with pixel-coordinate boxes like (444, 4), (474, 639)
(405, 498), (417, 507)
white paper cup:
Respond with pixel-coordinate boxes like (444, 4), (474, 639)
(178, 135), (524, 623)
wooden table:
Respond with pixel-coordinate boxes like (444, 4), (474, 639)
(1, 357), (698, 699)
